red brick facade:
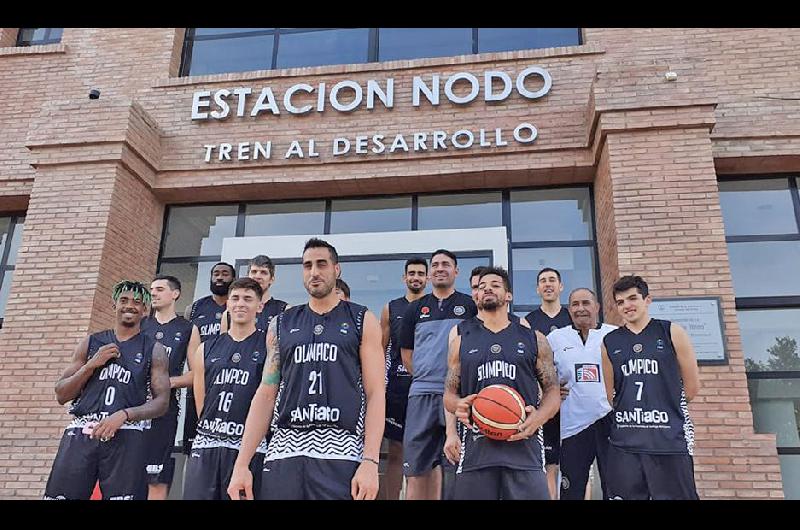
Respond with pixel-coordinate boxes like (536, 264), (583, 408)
(0, 28), (797, 498)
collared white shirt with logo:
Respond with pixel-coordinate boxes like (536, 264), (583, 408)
(547, 323), (618, 440)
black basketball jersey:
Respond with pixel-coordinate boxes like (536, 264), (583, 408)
(256, 298), (288, 333)
(266, 301), (367, 463)
(189, 295), (226, 342)
(68, 330), (155, 432)
(456, 317), (543, 473)
(193, 330), (268, 453)
(524, 306), (572, 336)
(603, 318), (694, 455)
(140, 315), (193, 415)
(385, 296), (412, 395)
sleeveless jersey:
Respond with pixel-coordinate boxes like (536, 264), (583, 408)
(456, 317), (543, 473)
(256, 298), (288, 333)
(140, 315), (193, 415)
(524, 306), (572, 336)
(68, 330), (155, 432)
(266, 301), (367, 463)
(385, 296), (412, 396)
(189, 295), (226, 342)
(603, 318), (695, 455)
(193, 330), (268, 453)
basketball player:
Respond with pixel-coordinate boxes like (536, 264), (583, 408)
(524, 267), (572, 498)
(183, 278), (268, 500)
(379, 257), (428, 500)
(44, 281), (170, 500)
(444, 267), (560, 500)
(601, 275), (700, 500)
(227, 238), (385, 500)
(547, 287), (616, 500)
(183, 262), (236, 455)
(400, 249), (477, 500)
(441, 265), (490, 497)
(221, 255), (288, 334)
(336, 278), (351, 301)
(140, 275), (194, 500)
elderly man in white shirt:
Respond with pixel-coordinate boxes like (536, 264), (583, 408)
(547, 287), (617, 500)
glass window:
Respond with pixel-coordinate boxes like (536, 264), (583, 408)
(244, 201), (325, 237)
(277, 29), (369, 69)
(158, 261), (218, 315)
(266, 262), (307, 308)
(7, 217), (24, 265)
(330, 197), (411, 234)
(727, 241), (800, 298)
(162, 205), (238, 258)
(510, 188), (593, 242)
(0, 270), (13, 318)
(0, 218), (9, 259)
(778, 455), (800, 500)
(378, 28), (473, 61)
(511, 247), (596, 307)
(748, 378), (800, 447)
(17, 28), (62, 46)
(739, 309), (800, 371)
(187, 34), (274, 76)
(719, 179), (798, 236)
(418, 193), (502, 230)
(478, 28), (580, 53)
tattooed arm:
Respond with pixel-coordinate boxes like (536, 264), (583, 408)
(228, 317), (281, 500)
(507, 329), (561, 442)
(443, 325), (469, 465)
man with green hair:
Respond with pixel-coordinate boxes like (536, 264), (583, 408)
(44, 280), (171, 500)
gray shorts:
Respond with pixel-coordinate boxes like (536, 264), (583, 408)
(402, 393), (446, 477)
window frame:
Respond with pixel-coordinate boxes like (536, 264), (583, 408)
(0, 213), (26, 328)
(16, 28), (62, 46)
(179, 27), (583, 77)
(719, 174), (800, 462)
(157, 184), (600, 317)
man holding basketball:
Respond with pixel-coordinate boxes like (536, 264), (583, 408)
(444, 267), (560, 500)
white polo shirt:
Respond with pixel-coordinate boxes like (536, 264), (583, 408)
(547, 323), (618, 440)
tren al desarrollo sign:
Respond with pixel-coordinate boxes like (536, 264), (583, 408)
(191, 66), (552, 162)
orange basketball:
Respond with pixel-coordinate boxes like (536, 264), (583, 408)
(471, 384), (527, 441)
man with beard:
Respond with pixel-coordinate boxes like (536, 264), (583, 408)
(399, 250), (477, 500)
(547, 288), (617, 500)
(444, 267), (560, 500)
(183, 263), (236, 456)
(184, 278), (269, 500)
(140, 275), (194, 500)
(378, 257), (428, 500)
(228, 238), (385, 500)
(44, 281), (170, 500)
(221, 255), (288, 334)
(524, 267), (572, 498)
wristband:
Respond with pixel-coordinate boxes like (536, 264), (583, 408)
(122, 409), (130, 422)
(362, 456), (379, 466)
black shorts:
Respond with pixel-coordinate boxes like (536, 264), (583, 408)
(183, 446), (264, 500)
(559, 413), (612, 500)
(543, 412), (560, 466)
(402, 394), (446, 477)
(604, 445), (699, 500)
(260, 456), (360, 500)
(385, 392), (409, 442)
(454, 466), (550, 500)
(143, 412), (178, 486)
(44, 428), (147, 500)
